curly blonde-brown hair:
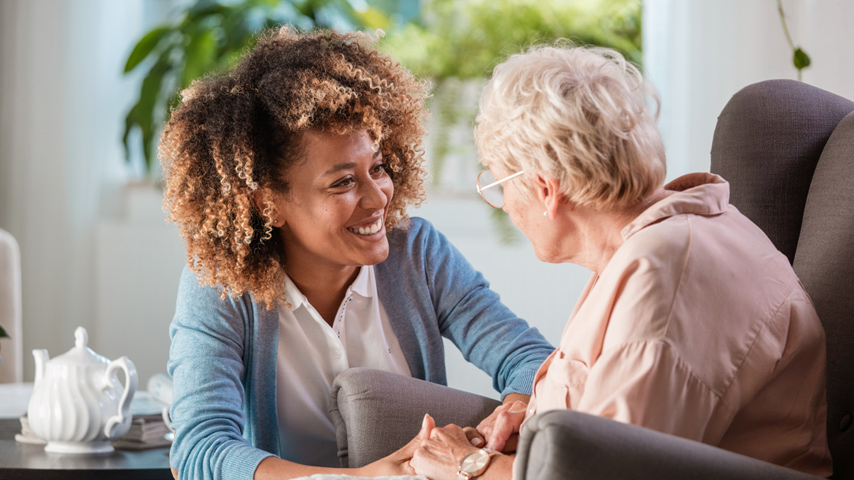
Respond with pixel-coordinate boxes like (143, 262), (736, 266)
(160, 27), (429, 308)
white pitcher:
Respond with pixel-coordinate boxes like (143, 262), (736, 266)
(28, 327), (137, 454)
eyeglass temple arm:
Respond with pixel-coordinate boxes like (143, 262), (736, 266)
(477, 170), (525, 192)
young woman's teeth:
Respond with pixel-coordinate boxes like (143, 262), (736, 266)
(349, 218), (382, 236)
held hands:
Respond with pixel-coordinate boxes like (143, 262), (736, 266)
(406, 396), (529, 480)
(410, 415), (484, 480)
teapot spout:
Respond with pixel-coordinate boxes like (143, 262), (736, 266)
(32, 349), (49, 387)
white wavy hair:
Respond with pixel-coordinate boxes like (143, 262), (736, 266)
(475, 42), (666, 211)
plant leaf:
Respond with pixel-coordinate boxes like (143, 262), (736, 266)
(793, 47), (811, 70)
(181, 29), (219, 88)
(122, 57), (171, 170)
(124, 26), (173, 73)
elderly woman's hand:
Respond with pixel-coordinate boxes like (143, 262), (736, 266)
(476, 399), (528, 453)
(411, 423), (481, 480)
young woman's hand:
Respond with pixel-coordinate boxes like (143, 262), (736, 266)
(475, 397), (529, 453)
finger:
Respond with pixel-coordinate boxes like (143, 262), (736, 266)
(485, 410), (525, 451)
(476, 404), (508, 431)
(463, 426), (485, 448)
(419, 413), (435, 440)
(486, 431), (507, 452)
(413, 413), (436, 444)
(477, 401), (526, 436)
(486, 412), (517, 451)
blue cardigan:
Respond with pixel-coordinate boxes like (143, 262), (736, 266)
(167, 217), (554, 480)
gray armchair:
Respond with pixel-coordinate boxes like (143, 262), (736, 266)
(330, 79), (854, 479)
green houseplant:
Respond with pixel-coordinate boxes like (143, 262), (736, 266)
(122, 0), (395, 178)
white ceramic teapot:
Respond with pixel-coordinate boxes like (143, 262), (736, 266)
(27, 326), (138, 454)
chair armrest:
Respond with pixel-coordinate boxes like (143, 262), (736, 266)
(331, 367), (501, 467)
(515, 410), (821, 480)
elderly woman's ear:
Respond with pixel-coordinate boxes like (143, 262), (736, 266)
(532, 174), (564, 220)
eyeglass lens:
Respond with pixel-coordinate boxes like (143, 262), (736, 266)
(478, 170), (505, 208)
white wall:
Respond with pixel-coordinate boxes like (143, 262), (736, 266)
(2, 0), (854, 398)
(0, 0), (173, 383)
(645, 0), (854, 180)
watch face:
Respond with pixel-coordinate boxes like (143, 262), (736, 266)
(460, 449), (491, 475)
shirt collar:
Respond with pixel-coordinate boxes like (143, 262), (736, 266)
(349, 265), (373, 298)
(282, 265), (374, 310)
(621, 172), (730, 241)
(282, 273), (306, 310)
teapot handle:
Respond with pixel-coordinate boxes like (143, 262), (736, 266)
(103, 356), (138, 439)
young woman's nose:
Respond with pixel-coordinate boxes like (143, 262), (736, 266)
(358, 177), (388, 209)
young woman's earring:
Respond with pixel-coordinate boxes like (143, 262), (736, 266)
(543, 211), (547, 216)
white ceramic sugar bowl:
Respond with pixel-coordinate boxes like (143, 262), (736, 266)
(27, 327), (138, 454)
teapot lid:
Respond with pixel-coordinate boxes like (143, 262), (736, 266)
(51, 327), (110, 367)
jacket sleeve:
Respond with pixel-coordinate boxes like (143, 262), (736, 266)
(167, 266), (274, 480)
(419, 221), (555, 398)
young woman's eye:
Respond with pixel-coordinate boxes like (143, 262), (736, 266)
(371, 163), (388, 175)
(332, 177), (355, 188)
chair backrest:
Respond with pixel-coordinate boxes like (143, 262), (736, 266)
(0, 227), (23, 383)
(711, 79), (854, 480)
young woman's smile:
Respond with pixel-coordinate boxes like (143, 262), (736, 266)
(347, 216), (384, 236)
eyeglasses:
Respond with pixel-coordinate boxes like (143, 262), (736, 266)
(476, 169), (525, 209)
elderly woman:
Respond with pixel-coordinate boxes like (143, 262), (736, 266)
(410, 44), (831, 479)
(161, 27), (553, 480)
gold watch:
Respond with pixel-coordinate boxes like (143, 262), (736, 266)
(457, 448), (498, 480)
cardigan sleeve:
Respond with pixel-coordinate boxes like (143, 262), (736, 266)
(418, 219), (555, 398)
(167, 266), (274, 480)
